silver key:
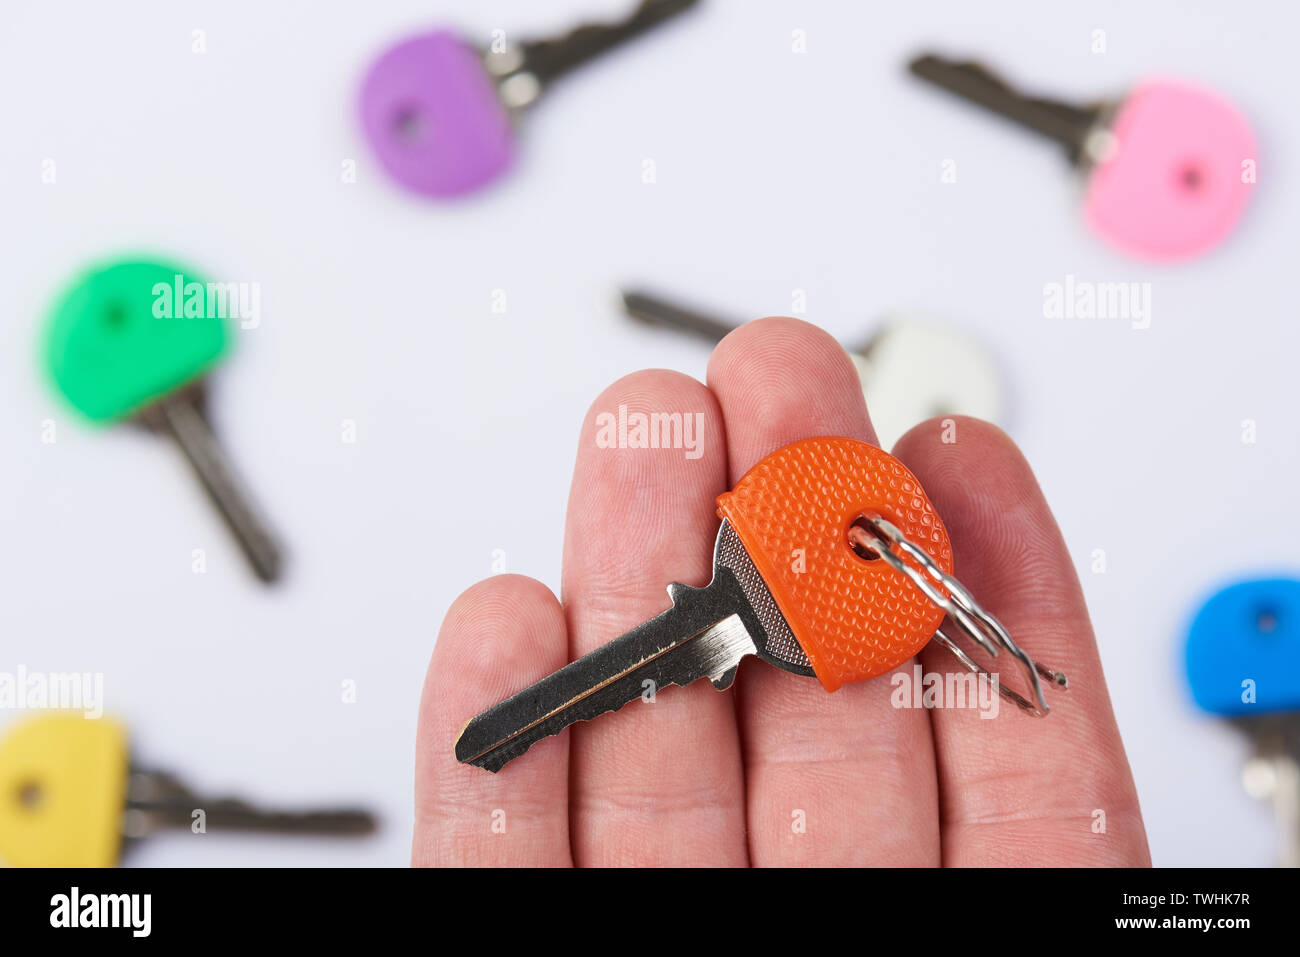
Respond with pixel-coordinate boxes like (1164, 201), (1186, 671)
(455, 522), (815, 773)
(457, 517), (1066, 772)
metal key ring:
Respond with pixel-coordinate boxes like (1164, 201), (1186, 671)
(848, 513), (1068, 715)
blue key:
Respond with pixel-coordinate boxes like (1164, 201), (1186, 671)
(1185, 578), (1300, 716)
(1185, 578), (1300, 866)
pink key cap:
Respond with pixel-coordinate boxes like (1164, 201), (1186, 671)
(910, 55), (1257, 260)
(1083, 79), (1256, 261)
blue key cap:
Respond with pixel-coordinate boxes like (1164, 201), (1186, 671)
(1185, 578), (1300, 716)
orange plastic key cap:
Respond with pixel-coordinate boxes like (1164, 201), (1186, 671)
(715, 436), (952, 691)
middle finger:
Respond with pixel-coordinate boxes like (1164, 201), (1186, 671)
(707, 317), (942, 866)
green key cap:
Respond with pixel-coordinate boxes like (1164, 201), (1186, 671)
(42, 257), (282, 582)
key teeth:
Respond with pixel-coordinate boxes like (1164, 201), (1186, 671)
(710, 665), (738, 691)
(458, 685), (657, 773)
(456, 665), (728, 773)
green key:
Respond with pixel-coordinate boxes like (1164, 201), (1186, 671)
(42, 257), (282, 582)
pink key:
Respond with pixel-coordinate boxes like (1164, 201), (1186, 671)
(910, 55), (1256, 261)
(1084, 80), (1255, 260)
(358, 1), (700, 199)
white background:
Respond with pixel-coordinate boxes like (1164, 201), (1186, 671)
(2, 0), (1297, 867)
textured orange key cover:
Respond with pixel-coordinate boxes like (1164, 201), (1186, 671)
(716, 436), (953, 691)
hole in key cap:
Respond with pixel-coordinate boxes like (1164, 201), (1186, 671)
(1256, 607), (1279, 634)
(16, 781), (43, 810)
(847, 516), (883, 562)
(394, 105), (427, 142)
(104, 302), (128, 329)
(1178, 162), (1205, 193)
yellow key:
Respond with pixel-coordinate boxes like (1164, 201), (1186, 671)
(0, 714), (377, 867)
(0, 714), (128, 867)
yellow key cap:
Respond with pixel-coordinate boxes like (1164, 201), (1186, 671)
(0, 714), (129, 868)
(0, 713), (377, 866)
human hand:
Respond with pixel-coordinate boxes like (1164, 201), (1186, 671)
(412, 318), (1150, 866)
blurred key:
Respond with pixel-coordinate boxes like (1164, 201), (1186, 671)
(42, 258), (282, 583)
(0, 715), (376, 867)
(359, 0), (700, 198)
(622, 288), (1003, 448)
(908, 53), (1256, 260)
(1185, 578), (1300, 866)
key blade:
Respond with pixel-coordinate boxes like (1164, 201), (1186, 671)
(516, 0), (701, 89)
(1234, 715), (1300, 867)
(622, 289), (740, 343)
(147, 388), (284, 583)
(123, 802), (376, 838)
(908, 53), (1101, 160)
(456, 603), (757, 773)
(123, 770), (376, 840)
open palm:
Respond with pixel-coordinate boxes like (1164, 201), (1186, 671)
(412, 318), (1149, 867)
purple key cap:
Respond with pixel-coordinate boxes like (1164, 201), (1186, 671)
(358, 30), (515, 199)
(358, 4), (699, 200)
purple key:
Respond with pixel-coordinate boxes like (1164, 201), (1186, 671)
(358, 1), (700, 199)
(359, 31), (515, 199)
